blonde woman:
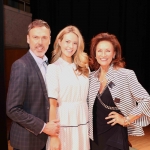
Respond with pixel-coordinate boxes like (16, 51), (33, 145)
(46, 26), (90, 150)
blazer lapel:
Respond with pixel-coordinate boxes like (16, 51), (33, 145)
(106, 65), (117, 101)
(26, 52), (48, 101)
(89, 71), (100, 106)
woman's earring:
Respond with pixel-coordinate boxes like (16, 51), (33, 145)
(113, 55), (115, 59)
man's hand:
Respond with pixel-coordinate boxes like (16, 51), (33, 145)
(43, 120), (60, 136)
(50, 136), (61, 150)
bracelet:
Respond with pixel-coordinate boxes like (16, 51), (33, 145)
(123, 116), (131, 127)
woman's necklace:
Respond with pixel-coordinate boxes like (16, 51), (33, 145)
(99, 73), (106, 83)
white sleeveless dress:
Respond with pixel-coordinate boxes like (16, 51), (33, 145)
(45, 57), (89, 150)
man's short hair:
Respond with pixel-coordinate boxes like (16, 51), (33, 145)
(28, 19), (51, 34)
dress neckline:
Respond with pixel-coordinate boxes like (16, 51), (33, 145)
(59, 57), (74, 65)
(58, 57), (76, 70)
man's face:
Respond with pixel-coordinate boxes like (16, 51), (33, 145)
(27, 26), (51, 58)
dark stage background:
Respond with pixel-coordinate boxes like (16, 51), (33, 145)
(31, 0), (150, 93)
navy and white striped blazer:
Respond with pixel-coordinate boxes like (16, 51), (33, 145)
(87, 65), (150, 140)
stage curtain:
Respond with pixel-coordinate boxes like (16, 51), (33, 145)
(30, 0), (150, 93)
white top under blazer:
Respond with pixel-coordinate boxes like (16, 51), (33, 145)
(88, 65), (150, 140)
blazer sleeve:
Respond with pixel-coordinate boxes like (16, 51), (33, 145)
(128, 70), (150, 117)
(6, 60), (44, 135)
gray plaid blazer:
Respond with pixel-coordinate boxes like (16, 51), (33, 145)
(88, 65), (150, 140)
(6, 51), (49, 150)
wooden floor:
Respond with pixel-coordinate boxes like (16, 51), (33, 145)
(7, 117), (150, 150)
(129, 125), (150, 150)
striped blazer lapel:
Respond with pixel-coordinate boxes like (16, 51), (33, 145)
(89, 69), (101, 105)
(88, 70), (100, 140)
(106, 66), (116, 101)
(89, 76), (100, 106)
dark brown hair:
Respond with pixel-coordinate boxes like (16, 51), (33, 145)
(27, 19), (51, 34)
(89, 33), (125, 71)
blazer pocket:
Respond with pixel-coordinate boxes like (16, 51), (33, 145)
(114, 98), (120, 103)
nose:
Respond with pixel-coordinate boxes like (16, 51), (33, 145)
(38, 38), (42, 44)
(102, 51), (106, 57)
(68, 43), (73, 48)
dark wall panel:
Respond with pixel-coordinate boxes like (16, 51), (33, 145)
(0, 1), (8, 149)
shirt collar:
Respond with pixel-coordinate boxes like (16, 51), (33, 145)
(29, 50), (48, 65)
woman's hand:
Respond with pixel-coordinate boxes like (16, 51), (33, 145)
(50, 136), (61, 150)
(105, 111), (124, 126)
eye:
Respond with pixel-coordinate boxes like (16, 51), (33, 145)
(97, 49), (102, 52)
(106, 49), (110, 52)
(33, 36), (38, 39)
(42, 36), (48, 40)
(74, 42), (78, 45)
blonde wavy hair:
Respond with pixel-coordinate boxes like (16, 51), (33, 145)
(51, 25), (89, 77)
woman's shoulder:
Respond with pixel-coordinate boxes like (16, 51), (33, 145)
(114, 67), (136, 78)
(89, 70), (97, 76)
(88, 70), (99, 81)
(47, 59), (61, 72)
(48, 58), (61, 67)
(116, 67), (134, 74)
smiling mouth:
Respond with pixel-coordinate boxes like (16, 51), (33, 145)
(66, 50), (73, 53)
(36, 47), (44, 51)
(100, 58), (107, 61)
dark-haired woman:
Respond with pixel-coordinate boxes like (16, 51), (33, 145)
(88, 33), (150, 150)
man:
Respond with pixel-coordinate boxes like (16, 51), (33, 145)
(6, 19), (59, 150)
